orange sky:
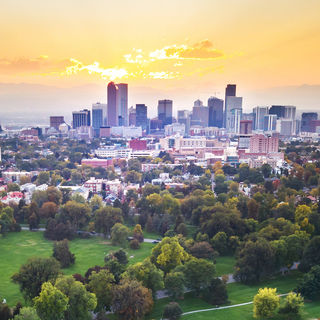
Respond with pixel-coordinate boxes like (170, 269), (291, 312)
(0, 0), (320, 112)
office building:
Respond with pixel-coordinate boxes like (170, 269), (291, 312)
(158, 99), (173, 127)
(301, 112), (318, 132)
(208, 97), (223, 128)
(226, 96), (242, 131)
(240, 120), (253, 135)
(116, 83), (128, 126)
(250, 134), (279, 153)
(224, 84), (236, 127)
(92, 103), (106, 137)
(253, 107), (269, 130)
(129, 106), (136, 126)
(263, 114), (277, 132)
(135, 104), (148, 132)
(191, 100), (209, 127)
(50, 116), (64, 130)
(107, 82), (118, 126)
(72, 109), (90, 129)
(177, 110), (191, 134)
(269, 105), (285, 119)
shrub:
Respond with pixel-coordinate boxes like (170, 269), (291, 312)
(130, 239), (140, 249)
(163, 302), (183, 320)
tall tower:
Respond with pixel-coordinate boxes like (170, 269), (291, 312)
(116, 83), (128, 126)
(224, 84), (236, 128)
(158, 99), (173, 128)
(253, 106), (269, 130)
(208, 97), (224, 128)
(107, 82), (118, 127)
(72, 109), (90, 129)
(136, 104), (148, 132)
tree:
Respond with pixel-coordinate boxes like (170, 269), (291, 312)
(36, 171), (50, 185)
(60, 201), (91, 230)
(94, 207), (123, 238)
(86, 270), (115, 312)
(189, 241), (215, 260)
(12, 257), (61, 301)
(52, 239), (75, 268)
(247, 199), (260, 220)
(202, 278), (228, 305)
(112, 249), (128, 265)
(40, 202), (58, 219)
(33, 282), (68, 320)
(45, 219), (74, 241)
(180, 258), (215, 295)
(234, 239), (275, 284)
(150, 237), (189, 274)
(55, 276), (97, 320)
(132, 224), (144, 242)
(111, 279), (153, 320)
(211, 232), (228, 255)
(253, 288), (280, 319)
(13, 307), (40, 320)
(124, 259), (164, 298)
(0, 301), (12, 320)
(164, 272), (185, 300)
(261, 164), (272, 178)
(130, 239), (140, 249)
(111, 223), (130, 247)
(299, 235), (320, 272)
(163, 302), (182, 320)
(278, 292), (304, 319)
(296, 265), (320, 300)
(0, 206), (15, 234)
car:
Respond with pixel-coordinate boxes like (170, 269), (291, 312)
(152, 240), (159, 244)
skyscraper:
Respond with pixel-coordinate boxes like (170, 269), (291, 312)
(135, 104), (148, 132)
(224, 84), (236, 128)
(116, 83), (128, 126)
(50, 116), (64, 130)
(224, 84), (242, 131)
(191, 99), (208, 127)
(301, 112), (318, 132)
(240, 120), (253, 134)
(263, 114), (277, 132)
(92, 103), (106, 137)
(177, 110), (191, 134)
(72, 109), (90, 129)
(107, 82), (118, 126)
(253, 106), (269, 130)
(129, 106), (136, 126)
(208, 97), (223, 128)
(158, 99), (173, 128)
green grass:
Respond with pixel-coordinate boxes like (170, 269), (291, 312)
(215, 255), (236, 276)
(147, 272), (311, 320)
(0, 231), (154, 306)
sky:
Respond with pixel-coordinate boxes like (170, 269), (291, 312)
(0, 0), (320, 121)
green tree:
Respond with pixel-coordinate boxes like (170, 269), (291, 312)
(60, 201), (91, 230)
(12, 257), (60, 301)
(164, 271), (185, 300)
(299, 235), (320, 272)
(180, 258), (215, 295)
(124, 258), (164, 297)
(111, 223), (130, 247)
(36, 172), (50, 185)
(253, 288), (280, 319)
(52, 239), (75, 268)
(86, 270), (115, 312)
(211, 232), (228, 255)
(202, 278), (228, 305)
(55, 276), (97, 320)
(33, 282), (68, 320)
(297, 265), (320, 300)
(111, 279), (153, 320)
(13, 307), (40, 320)
(94, 207), (123, 237)
(234, 238), (275, 283)
(150, 237), (190, 273)
(278, 292), (304, 318)
(132, 224), (144, 242)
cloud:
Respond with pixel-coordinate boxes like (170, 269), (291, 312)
(0, 56), (69, 74)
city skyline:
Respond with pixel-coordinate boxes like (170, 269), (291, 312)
(0, 0), (320, 120)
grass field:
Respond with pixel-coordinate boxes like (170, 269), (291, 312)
(215, 255), (235, 276)
(0, 231), (155, 305)
(146, 272), (320, 320)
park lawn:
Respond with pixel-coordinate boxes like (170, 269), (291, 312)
(0, 231), (154, 306)
(147, 272), (306, 320)
(215, 255), (236, 276)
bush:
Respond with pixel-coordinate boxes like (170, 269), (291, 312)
(130, 239), (140, 249)
(52, 239), (75, 268)
(163, 302), (183, 320)
(278, 292), (304, 319)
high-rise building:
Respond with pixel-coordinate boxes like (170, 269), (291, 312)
(50, 116), (64, 130)
(92, 103), (106, 137)
(301, 112), (318, 132)
(191, 100), (208, 127)
(224, 84), (236, 127)
(107, 82), (118, 126)
(158, 100), (173, 128)
(129, 106), (136, 126)
(269, 105), (296, 135)
(177, 110), (191, 134)
(240, 120), (253, 135)
(116, 83), (128, 126)
(263, 114), (277, 132)
(225, 96), (243, 131)
(249, 134), (279, 153)
(269, 105), (285, 119)
(208, 97), (223, 128)
(72, 109), (90, 129)
(253, 107), (269, 130)
(135, 104), (148, 132)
